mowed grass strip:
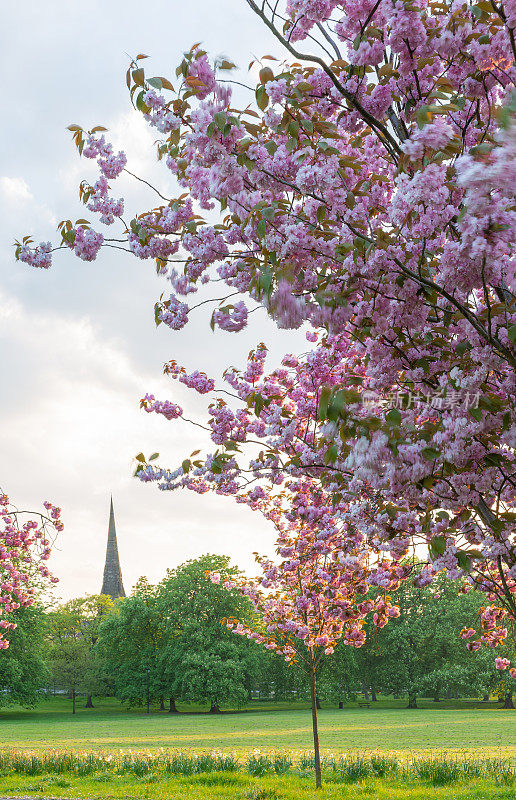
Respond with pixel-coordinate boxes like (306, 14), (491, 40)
(0, 771), (515, 800)
(0, 698), (513, 755)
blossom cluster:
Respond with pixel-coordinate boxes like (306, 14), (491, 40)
(141, 393), (183, 420)
(0, 494), (61, 648)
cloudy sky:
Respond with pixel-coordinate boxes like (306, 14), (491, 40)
(1, 1), (306, 600)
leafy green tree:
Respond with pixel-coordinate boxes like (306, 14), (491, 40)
(47, 594), (114, 711)
(96, 585), (165, 709)
(48, 638), (90, 714)
(155, 554), (257, 712)
(98, 555), (259, 712)
(356, 576), (495, 708)
(0, 605), (47, 707)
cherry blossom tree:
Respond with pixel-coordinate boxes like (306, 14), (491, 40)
(16, 0), (515, 674)
(0, 493), (60, 648)
(207, 477), (403, 788)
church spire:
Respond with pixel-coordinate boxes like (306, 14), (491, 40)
(101, 496), (126, 598)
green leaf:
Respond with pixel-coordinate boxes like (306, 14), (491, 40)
(319, 385), (332, 421)
(149, 453), (159, 461)
(324, 444), (338, 465)
(457, 552), (472, 572)
(469, 408), (482, 422)
(182, 459), (191, 473)
(386, 408), (401, 426)
(430, 535), (446, 556)
(135, 90), (146, 112)
(328, 390), (348, 421)
(484, 453), (506, 467)
(147, 77), (163, 90)
(256, 219), (267, 239)
(254, 393), (264, 416)
(416, 105), (431, 129)
(422, 447), (440, 461)
(508, 325), (516, 345)
(256, 85), (269, 111)
(135, 453), (146, 463)
(214, 111), (227, 130)
(258, 268), (273, 295)
(288, 121), (299, 138)
(455, 340), (471, 356)
(262, 207), (275, 221)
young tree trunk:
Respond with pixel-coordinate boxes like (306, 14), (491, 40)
(72, 689), (76, 715)
(433, 692), (440, 702)
(209, 702), (222, 714)
(407, 691), (418, 709)
(371, 686), (378, 702)
(159, 697), (166, 711)
(169, 697), (178, 713)
(309, 661), (322, 790)
(85, 694), (94, 708)
(362, 684), (370, 701)
(503, 691), (515, 709)
(338, 701), (343, 709)
(482, 693), (490, 702)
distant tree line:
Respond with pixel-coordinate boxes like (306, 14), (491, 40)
(1, 554), (513, 712)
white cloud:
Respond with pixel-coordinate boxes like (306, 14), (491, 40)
(0, 177), (33, 204)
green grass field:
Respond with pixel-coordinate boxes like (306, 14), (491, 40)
(0, 698), (513, 798)
(0, 696), (514, 756)
(0, 771), (515, 800)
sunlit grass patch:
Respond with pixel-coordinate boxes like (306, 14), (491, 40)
(1, 696), (513, 756)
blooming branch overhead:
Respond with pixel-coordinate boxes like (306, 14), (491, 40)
(16, 0), (515, 672)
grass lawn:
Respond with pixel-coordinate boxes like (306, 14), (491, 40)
(0, 696), (513, 756)
(0, 771), (515, 800)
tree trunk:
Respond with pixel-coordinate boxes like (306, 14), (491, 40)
(309, 661), (322, 790)
(209, 703), (222, 714)
(338, 701), (343, 710)
(433, 692), (440, 703)
(159, 697), (165, 711)
(85, 694), (94, 708)
(503, 692), (515, 709)
(407, 691), (418, 709)
(371, 686), (378, 702)
(445, 688), (453, 700)
(169, 697), (178, 713)
(362, 684), (370, 701)
(482, 693), (489, 702)
(72, 689), (76, 715)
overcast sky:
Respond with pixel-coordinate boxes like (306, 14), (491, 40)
(1, 1), (306, 600)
